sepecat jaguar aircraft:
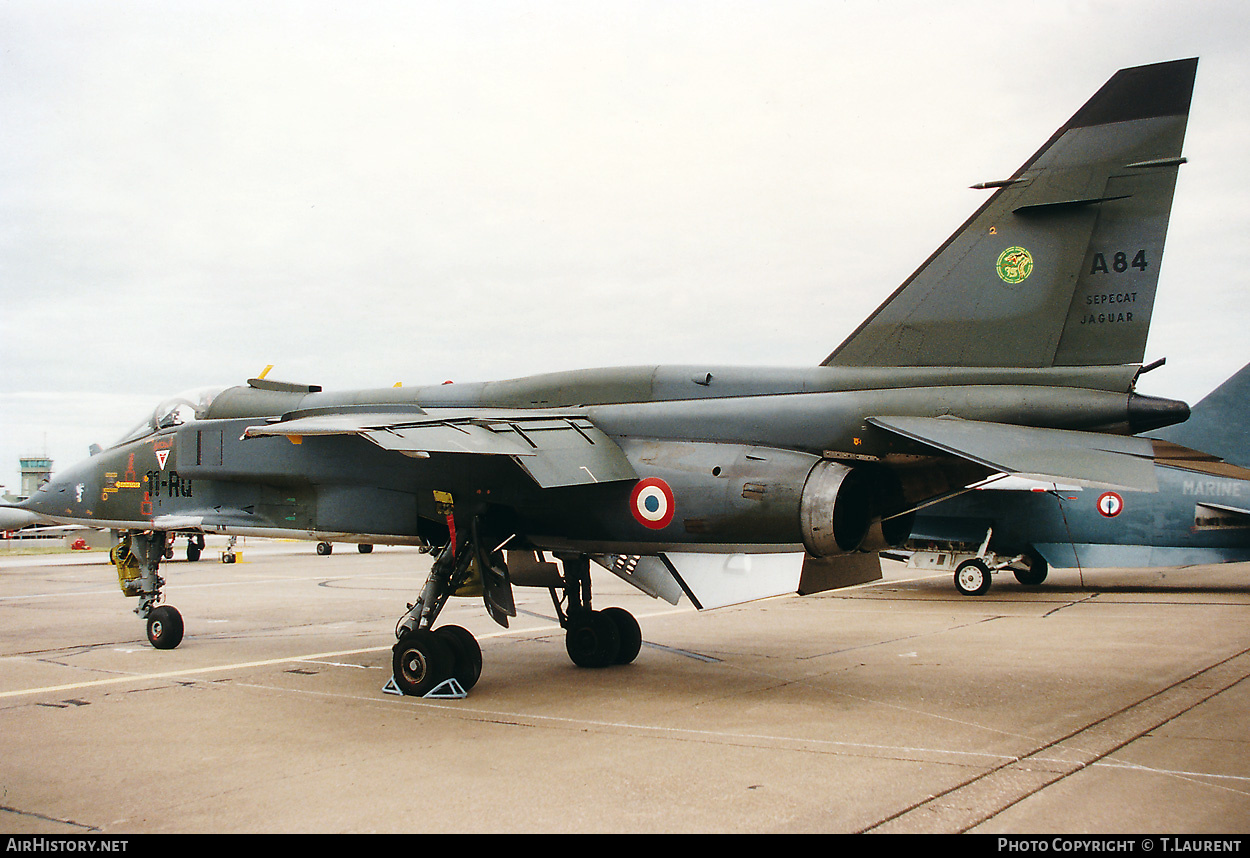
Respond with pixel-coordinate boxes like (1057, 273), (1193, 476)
(12, 58), (1201, 696)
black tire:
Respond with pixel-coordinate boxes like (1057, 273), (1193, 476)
(317, 542), (332, 556)
(146, 605), (184, 649)
(954, 558), (992, 596)
(1014, 549), (1049, 586)
(434, 625), (483, 691)
(186, 543), (201, 562)
(357, 544), (374, 554)
(601, 607), (642, 665)
(565, 610), (622, 668)
(391, 630), (454, 696)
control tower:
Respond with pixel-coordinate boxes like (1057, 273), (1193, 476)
(19, 457), (52, 501)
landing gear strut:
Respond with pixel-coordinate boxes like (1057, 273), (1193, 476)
(389, 522), (643, 697)
(112, 531), (184, 649)
(390, 523), (501, 697)
(186, 534), (205, 562)
(552, 554), (642, 668)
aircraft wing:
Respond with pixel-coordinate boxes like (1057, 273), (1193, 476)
(1195, 501), (1250, 521)
(1150, 440), (1250, 481)
(243, 410), (637, 488)
(868, 416), (1159, 492)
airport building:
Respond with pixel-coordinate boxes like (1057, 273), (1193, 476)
(18, 457), (52, 502)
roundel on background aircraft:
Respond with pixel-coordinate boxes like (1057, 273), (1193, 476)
(630, 478), (675, 529)
(1097, 491), (1124, 518)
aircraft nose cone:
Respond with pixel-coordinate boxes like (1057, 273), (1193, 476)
(19, 478), (68, 516)
(18, 458), (98, 520)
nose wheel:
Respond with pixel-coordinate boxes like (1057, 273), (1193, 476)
(114, 531), (187, 649)
(146, 605), (184, 649)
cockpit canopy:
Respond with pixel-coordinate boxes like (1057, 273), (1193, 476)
(113, 386), (228, 447)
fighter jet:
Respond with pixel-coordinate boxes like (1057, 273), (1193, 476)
(13, 59), (1200, 696)
(895, 360), (1250, 595)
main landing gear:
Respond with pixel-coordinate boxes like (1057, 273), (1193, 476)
(950, 550), (1050, 597)
(553, 555), (642, 669)
(902, 527), (1050, 596)
(389, 523), (642, 697)
(159, 533), (206, 562)
(316, 542), (374, 555)
(112, 531), (184, 649)
(952, 548), (1049, 596)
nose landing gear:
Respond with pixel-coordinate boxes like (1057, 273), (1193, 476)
(113, 531), (184, 649)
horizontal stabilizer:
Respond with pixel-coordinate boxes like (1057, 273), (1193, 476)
(869, 416), (1159, 491)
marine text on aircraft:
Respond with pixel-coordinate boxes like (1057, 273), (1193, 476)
(1183, 479), (1242, 497)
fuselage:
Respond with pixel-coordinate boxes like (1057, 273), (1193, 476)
(909, 465), (1250, 567)
(21, 363), (1188, 556)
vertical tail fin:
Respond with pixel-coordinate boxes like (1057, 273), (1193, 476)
(1151, 362), (1250, 468)
(824, 58), (1197, 370)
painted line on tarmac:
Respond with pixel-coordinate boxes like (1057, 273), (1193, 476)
(0, 574), (403, 602)
(0, 573), (909, 701)
(0, 606), (694, 700)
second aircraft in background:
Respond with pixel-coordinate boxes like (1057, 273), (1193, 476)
(895, 362), (1250, 595)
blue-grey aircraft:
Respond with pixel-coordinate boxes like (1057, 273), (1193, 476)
(894, 360), (1250, 595)
(10, 59), (1203, 696)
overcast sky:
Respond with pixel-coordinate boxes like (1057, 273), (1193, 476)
(2, 0), (1248, 494)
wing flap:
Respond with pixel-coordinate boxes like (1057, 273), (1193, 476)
(870, 416), (1158, 492)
